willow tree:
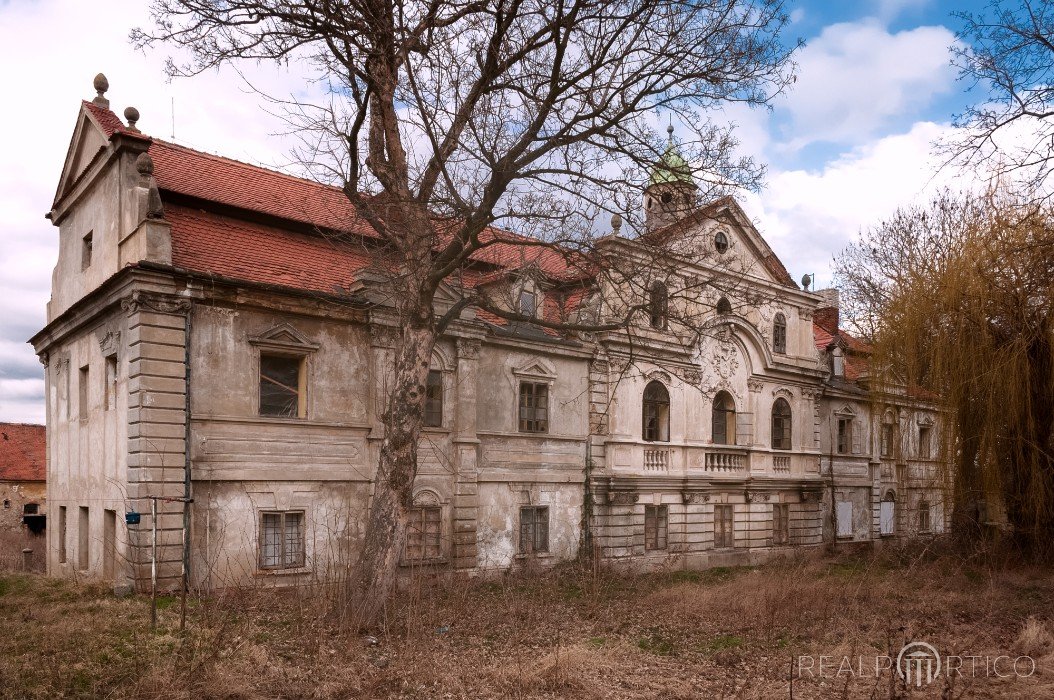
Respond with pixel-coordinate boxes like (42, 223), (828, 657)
(835, 190), (1054, 555)
(134, 0), (796, 621)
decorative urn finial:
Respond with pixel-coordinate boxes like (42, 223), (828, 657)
(92, 73), (110, 108)
(124, 106), (140, 132)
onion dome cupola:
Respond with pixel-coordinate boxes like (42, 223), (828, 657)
(644, 125), (699, 232)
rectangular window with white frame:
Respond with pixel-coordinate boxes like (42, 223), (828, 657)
(259, 511), (306, 570)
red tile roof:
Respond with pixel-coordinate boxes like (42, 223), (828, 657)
(0, 424), (46, 482)
(812, 313), (872, 382)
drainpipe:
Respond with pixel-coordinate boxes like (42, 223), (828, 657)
(181, 301), (193, 620)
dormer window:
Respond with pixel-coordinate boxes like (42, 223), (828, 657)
(81, 231), (93, 270)
(519, 289), (536, 317)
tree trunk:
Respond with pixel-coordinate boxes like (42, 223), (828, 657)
(353, 315), (436, 627)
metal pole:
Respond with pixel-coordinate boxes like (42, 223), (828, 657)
(151, 497), (157, 632)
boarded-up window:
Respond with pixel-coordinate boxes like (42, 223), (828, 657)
(78, 366), (89, 421)
(836, 501), (853, 538)
(518, 382), (549, 433)
(259, 355), (302, 417)
(406, 506), (442, 560)
(712, 392), (736, 445)
(772, 503), (789, 545)
(423, 370), (443, 427)
(58, 506), (67, 564)
(773, 313), (787, 353)
(918, 425), (931, 458)
(771, 398), (792, 450)
(644, 505), (668, 550)
(104, 509), (116, 580)
(104, 355), (117, 411)
(880, 499), (895, 536)
(837, 418), (852, 454)
(78, 506), (89, 570)
(259, 511), (305, 569)
(642, 381), (670, 442)
(519, 506), (549, 554)
(714, 504), (734, 548)
(880, 421), (894, 458)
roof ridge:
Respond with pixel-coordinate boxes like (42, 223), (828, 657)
(151, 138), (350, 194)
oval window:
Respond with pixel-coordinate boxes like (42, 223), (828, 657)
(714, 230), (729, 254)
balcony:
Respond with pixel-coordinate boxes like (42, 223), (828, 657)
(772, 454), (791, 472)
(607, 440), (811, 477)
(704, 447), (747, 472)
(643, 448), (671, 472)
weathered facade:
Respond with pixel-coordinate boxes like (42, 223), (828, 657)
(0, 423), (47, 571)
(32, 79), (948, 593)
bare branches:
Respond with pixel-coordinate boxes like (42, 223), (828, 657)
(944, 0), (1054, 198)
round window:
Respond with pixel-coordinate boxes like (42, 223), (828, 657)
(714, 230), (729, 254)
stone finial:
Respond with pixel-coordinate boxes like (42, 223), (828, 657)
(124, 106), (140, 132)
(610, 212), (622, 234)
(136, 153), (154, 176)
(135, 153), (164, 219)
(93, 73), (110, 109)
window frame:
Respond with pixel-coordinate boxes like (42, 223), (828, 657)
(644, 504), (669, 551)
(518, 505), (550, 554)
(918, 424), (932, 459)
(405, 504), (443, 562)
(712, 391), (737, 445)
(771, 397), (792, 450)
(78, 365), (89, 422)
(423, 370), (444, 428)
(773, 313), (787, 354)
(258, 510), (307, 571)
(258, 352), (307, 419)
(716, 296), (732, 314)
(918, 501), (931, 533)
(642, 380), (671, 443)
(836, 417), (853, 454)
(880, 419), (895, 459)
(104, 354), (117, 411)
(518, 381), (550, 433)
(648, 281), (668, 330)
(714, 504), (735, 549)
(81, 231), (93, 270)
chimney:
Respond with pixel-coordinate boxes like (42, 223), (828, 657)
(814, 287), (839, 331)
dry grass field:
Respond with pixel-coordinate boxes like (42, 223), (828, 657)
(2, 546), (1053, 699)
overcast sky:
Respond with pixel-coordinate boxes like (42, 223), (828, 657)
(0, 0), (996, 423)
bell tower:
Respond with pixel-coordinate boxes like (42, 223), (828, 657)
(644, 125), (699, 232)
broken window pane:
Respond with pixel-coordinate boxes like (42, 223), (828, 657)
(260, 355), (301, 417)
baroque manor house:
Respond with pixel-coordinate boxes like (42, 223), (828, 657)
(32, 78), (948, 592)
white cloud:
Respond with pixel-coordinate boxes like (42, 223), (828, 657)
(777, 20), (957, 150)
(741, 120), (967, 289)
(0, 0), (315, 423)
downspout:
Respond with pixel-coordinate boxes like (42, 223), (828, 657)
(182, 302), (193, 598)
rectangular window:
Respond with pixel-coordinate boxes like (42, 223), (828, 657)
(880, 500), (895, 536)
(880, 423), (894, 458)
(773, 503), (790, 545)
(104, 355), (117, 411)
(81, 231), (93, 270)
(644, 505), (668, 551)
(78, 365), (89, 421)
(259, 354), (303, 418)
(918, 503), (931, 532)
(714, 504), (734, 548)
(103, 509), (116, 580)
(518, 382), (549, 433)
(58, 506), (67, 563)
(423, 370), (443, 428)
(837, 417), (852, 454)
(78, 506), (89, 570)
(259, 511), (305, 570)
(918, 426), (931, 459)
(519, 289), (536, 317)
(406, 506), (442, 561)
(773, 322), (787, 354)
(836, 501), (853, 538)
(519, 506), (549, 554)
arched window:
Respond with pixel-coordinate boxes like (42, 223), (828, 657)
(771, 398), (791, 450)
(716, 296), (732, 314)
(649, 282), (668, 329)
(773, 313), (787, 354)
(642, 380), (670, 442)
(712, 391), (736, 445)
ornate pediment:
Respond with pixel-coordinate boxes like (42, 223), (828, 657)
(512, 358), (557, 380)
(248, 323), (320, 353)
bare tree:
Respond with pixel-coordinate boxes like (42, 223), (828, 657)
(946, 0), (1054, 197)
(133, 0), (797, 623)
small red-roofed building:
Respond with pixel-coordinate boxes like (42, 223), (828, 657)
(0, 423), (47, 571)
